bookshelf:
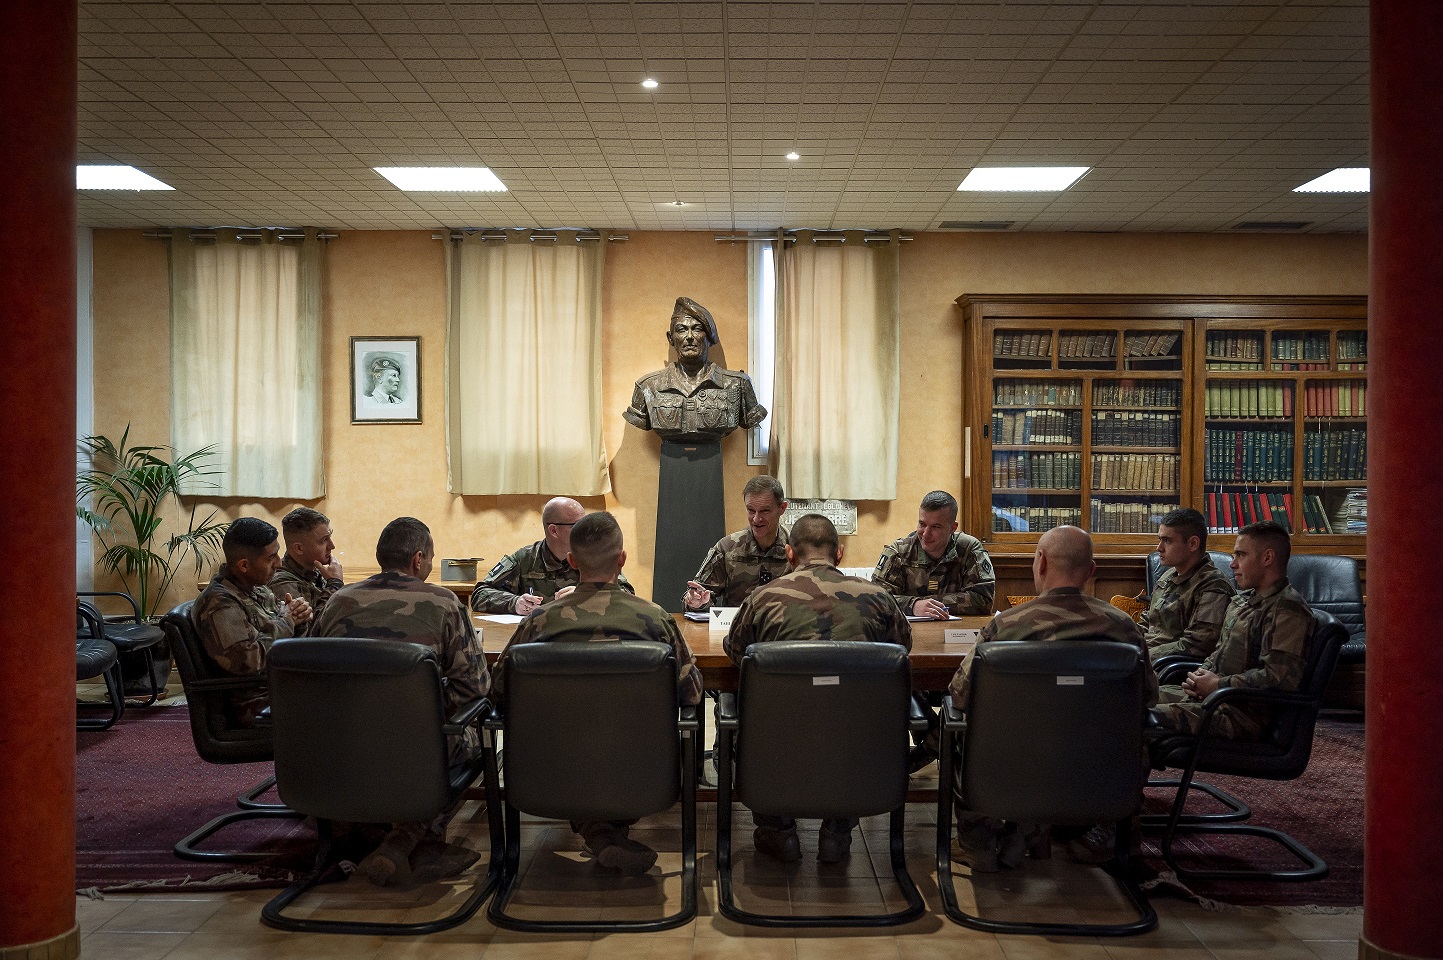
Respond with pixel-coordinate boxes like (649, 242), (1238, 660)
(959, 295), (1368, 550)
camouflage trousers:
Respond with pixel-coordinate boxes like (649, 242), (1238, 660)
(1152, 685), (1265, 740)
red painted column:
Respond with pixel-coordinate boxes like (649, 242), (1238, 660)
(0, 0), (78, 955)
(1365, 2), (1443, 958)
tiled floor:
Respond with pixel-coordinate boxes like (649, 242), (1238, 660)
(75, 800), (1361, 960)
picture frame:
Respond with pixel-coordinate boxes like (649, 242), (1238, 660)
(351, 336), (421, 424)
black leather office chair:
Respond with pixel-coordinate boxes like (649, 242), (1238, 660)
(936, 639), (1156, 936)
(1287, 555), (1365, 664)
(486, 639), (698, 933)
(79, 590), (167, 703)
(160, 601), (299, 861)
(1144, 550), (1237, 595)
(1146, 609), (1349, 881)
(716, 640), (926, 928)
(260, 637), (501, 935)
(76, 602), (124, 731)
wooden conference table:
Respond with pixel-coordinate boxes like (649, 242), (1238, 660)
(469, 611), (988, 692)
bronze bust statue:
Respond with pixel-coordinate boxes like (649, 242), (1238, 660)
(623, 297), (768, 443)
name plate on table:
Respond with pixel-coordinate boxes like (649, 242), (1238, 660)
(709, 606), (741, 633)
(943, 628), (980, 647)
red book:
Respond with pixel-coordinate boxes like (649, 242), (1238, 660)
(1234, 493), (1247, 531)
(1283, 493), (1295, 530)
(1283, 382), (1294, 417)
(1206, 491), (1218, 531)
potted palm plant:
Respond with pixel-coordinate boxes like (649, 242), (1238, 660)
(76, 425), (229, 690)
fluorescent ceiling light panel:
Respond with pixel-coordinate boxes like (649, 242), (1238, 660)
(374, 167), (507, 192)
(76, 165), (173, 190)
(957, 166), (1090, 192)
(1293, 168), (1370, 193)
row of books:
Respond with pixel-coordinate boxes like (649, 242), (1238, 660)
(1205, 491), (1293, 534)
(1122, 332), (1181, 358)
(1091, 453), (1179, 492)
(1089, 499), (1179, 533)
(1303, 427), (1367, 481)
(1094, 379), (1181, 408)
(1271, 333), (1330, 362)
(991, 504), (1083, 534)
(1303, 381), (1366, 417)
(1092, 410), (1180, 447)
(1057, 332), (1118, 358)
(1205, 427), (1294, 483)
(991, 409), (1083, 445)
(994, 332), (1053, 359)
(1205, 380), (1294, 418)
(1337, 334), (1368, 360)
(992, 451), (1082, 489)
(1206, 332), (1263, 361)
(994, 380), (1082, 406)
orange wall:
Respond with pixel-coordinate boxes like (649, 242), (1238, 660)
(89, 229), (1367, 608)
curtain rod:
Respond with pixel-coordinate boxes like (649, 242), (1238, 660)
(431, 230), (627, 242)
(714, 231), (912, 243)
(143, 229), (336, 241)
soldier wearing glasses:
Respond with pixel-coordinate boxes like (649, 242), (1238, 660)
(470, 497), (634, 615)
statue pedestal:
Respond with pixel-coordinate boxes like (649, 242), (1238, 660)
(652, 441), (725, 612)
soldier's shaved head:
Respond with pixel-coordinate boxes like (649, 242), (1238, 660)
(542, 497), (584, 526)
(568, 511), (625, 580)
(788, 514), (840, 563)
(1035, 525), (1095, 589)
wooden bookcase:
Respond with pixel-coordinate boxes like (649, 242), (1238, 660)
(958, 295), (1368, 554)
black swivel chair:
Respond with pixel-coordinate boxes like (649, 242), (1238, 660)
(1146, 609), (1349, 881)
(1144, 550), (1237, 596)
(76, 602), (124, 731)
(1287, 554), (1366, 664)
(715, 640), (927, 928)
(486, 639), (698, 933)
(79, 591), (166, 704)
(936, 639), (1156, 936)
(260, 637), (501, 935)
(160, 601), (300, 861)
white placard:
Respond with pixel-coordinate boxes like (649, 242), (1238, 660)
(709, 606), (741, 633)
(943, 628), (980, 646)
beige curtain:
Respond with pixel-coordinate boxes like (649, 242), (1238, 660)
(170, 228), (324, 498)
(446, 232), (611, 496)
(772, 232), (900, 500)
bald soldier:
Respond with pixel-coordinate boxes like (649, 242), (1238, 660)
(947, 526), (1157, 872)
(491, 511), (702, 875)
(470, 497), (633, 615)
(724, 514), (911, 864)
(312, 517), (489, 887)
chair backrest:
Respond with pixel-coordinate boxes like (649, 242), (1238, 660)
(268, 637), (454, 823)
(736, 640), (911, 820)
(1144, 550), (1237, 595)
(963, 639), (1147, 824)
(503, 639), (680, 822)
(1286, 555), (1364, 644)
(160, 600), (272, 761)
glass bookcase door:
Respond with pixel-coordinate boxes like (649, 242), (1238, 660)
(1301, 378), (1367, 534)
(991, 378), (1082, 533)
(1203, 377), (1297, 534)
(1090, 377), (1182, 533)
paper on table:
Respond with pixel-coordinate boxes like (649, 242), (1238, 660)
(476, 613), (525, 624)
(906, 614), (950, 622)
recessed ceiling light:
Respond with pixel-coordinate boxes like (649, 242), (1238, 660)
(957, 166), (1090, 192)
(641, 78), (659, 90)
(785, 152), (800, 161)
(1294, 168), (1369, 193)
(668, 200), (688, 207)
(374, 167), (507, 192)
(76, 165), (173, 191)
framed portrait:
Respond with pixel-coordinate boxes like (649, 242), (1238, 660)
(351, 336), (421, 424)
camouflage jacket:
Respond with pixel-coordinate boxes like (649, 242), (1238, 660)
(724, 559), (912, 666)
(192, 566), (297, 725)
(491, 581), (703, 707)
(1162, 579), (1314, 740)
(684, 525), (791, 611)
(623, 361), (768, 443)
(470, 539), (634, 613)
(313, 572), (489, 756)
(948, 586), (1157, 709)
(270, 553), (344, 631)
(873, 530), (996, 616)
(1142, 559), (1236, 660)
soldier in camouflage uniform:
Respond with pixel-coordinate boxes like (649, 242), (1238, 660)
(1141, 508), (1235, 660)
(311, 517), (489, 887)
(725, 514), (912, 863)
(1153, 520), (1315, 742)
(946, 526), (1156, 871)
(491, 511), (701, 875)
(683, 475), (791, 611)
(874, 490), (996, 618)
(191, 517), (312, 728)
(470, 496), (633, 614)
(269, 507), (344, 630)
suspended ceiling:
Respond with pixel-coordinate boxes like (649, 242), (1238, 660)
(77, 0), (1371, 233)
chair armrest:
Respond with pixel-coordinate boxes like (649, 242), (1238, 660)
(940, 695), (966, 729)
(908, 695), (929, 732)
(715, 692), (738, 728)
(78, 591), (143, 623)
(1198, 684), (1315, 712)
(1154, 655), (1204, 684)
(678, 703), (700, 732)
(185, 675), (268, 692)
(442, 696), (491, 735)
